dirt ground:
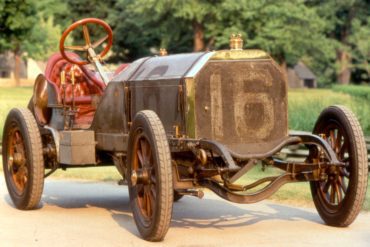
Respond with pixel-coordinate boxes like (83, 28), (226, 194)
(0, 175), (369, 247)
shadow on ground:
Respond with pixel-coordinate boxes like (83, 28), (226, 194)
(8, 179), (320, 237)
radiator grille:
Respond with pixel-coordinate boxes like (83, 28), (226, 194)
(194, 60), (288, 155)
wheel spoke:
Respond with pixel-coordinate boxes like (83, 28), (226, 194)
(136, 184), (144, 196)
(12, 134), (17, 145)
(92, 35), (108, 48)
(13, 165), (27, 191)
(340, 179), (347, 192)
(15, 131), (21, 144)
(329, 130), (335, 149)
(146, 190), (152, 217)
(82, 24), (91, 46)
(64, 45), (87, 51)
(330, 182), (336, 204)
(335, 130), (342, 153)
(150, 174), (156, 185)
(137, 149), (144, 167)
(335, 182), (342, 203)
(338, 175), (347, 193)
(323, 180), (331, 193)
(150, 185), (156, 200)
(140, 139), (148, 166)
(141, 188), (146, 206)
(340, 167), (350, 178)
(339, 140), (347, 160)
(144, 140), (151, 162)
(146, 147), (152, 165)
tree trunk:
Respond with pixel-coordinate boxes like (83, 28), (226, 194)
(14, 44), (21, 87)
(192, 20), (205, 52)
(336, 50), (351, 84)
(277, 54), (288, 83)
(335, 5), (354, 85)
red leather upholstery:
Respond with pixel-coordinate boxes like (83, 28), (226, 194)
(45, 52), (105, 126)
(45, 53), (105, 101)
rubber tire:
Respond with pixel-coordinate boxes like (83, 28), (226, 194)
(2, 108), (44, 210)
(173, 190), (184, 202)
(310, 105), (368, 226)
(127, 110), (173, 241)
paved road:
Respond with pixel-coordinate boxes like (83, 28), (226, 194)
(0, 174), (369, 247)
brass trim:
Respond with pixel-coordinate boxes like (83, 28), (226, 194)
(211, 49), (270, 60)
(184, 78), (196, 138)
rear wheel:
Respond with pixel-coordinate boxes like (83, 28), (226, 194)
(127, 110), (173, 241)
(310, 105), (368, 226)
(2, 108), (44, 209)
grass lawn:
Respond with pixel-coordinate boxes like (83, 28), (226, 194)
(0, 87), (369, 211)
(288, 89), (370, 135)
(0, 87), (33, 140)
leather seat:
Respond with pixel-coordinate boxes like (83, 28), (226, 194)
(44, 52), (129, 127)
(44, 52), (105, 126)
(45, 52), (105, 104)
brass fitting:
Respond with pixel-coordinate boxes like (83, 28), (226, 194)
(71, 65), (76, 85)
(230, 33), (243, 50)
(131, 169), (150, 186)
(60, 70), (66, 85)
(197, 149), (207, 166)
(131, 170), (138, 186)
(159, 48), (168, 56)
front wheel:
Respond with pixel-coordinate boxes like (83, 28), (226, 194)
(2, 108), (44, 209)
(310, 105), (368, 226)
(127, 110), (173, 241)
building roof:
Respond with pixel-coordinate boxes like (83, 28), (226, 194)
(294, 62), (316, 80)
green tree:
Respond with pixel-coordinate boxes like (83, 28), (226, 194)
(213, 0), (333, 81)
(0, 0), (39, 85)
(23, 17), (63, 61)
(309, 0), (370, 84)
(349, 17), (370, 83)
(111, 0), (332, 82)
(109, 0), (217, 61)
(0, 0), (66, 85)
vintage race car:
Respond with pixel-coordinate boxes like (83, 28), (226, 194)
(2, 18), (368, 241)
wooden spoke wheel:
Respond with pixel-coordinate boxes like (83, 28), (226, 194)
(127, 110), (173, 241)
(310, 105), (368, 226)
(2, 108), (44, 210)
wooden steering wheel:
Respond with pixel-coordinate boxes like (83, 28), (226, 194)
(59, 18), (113, 66)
